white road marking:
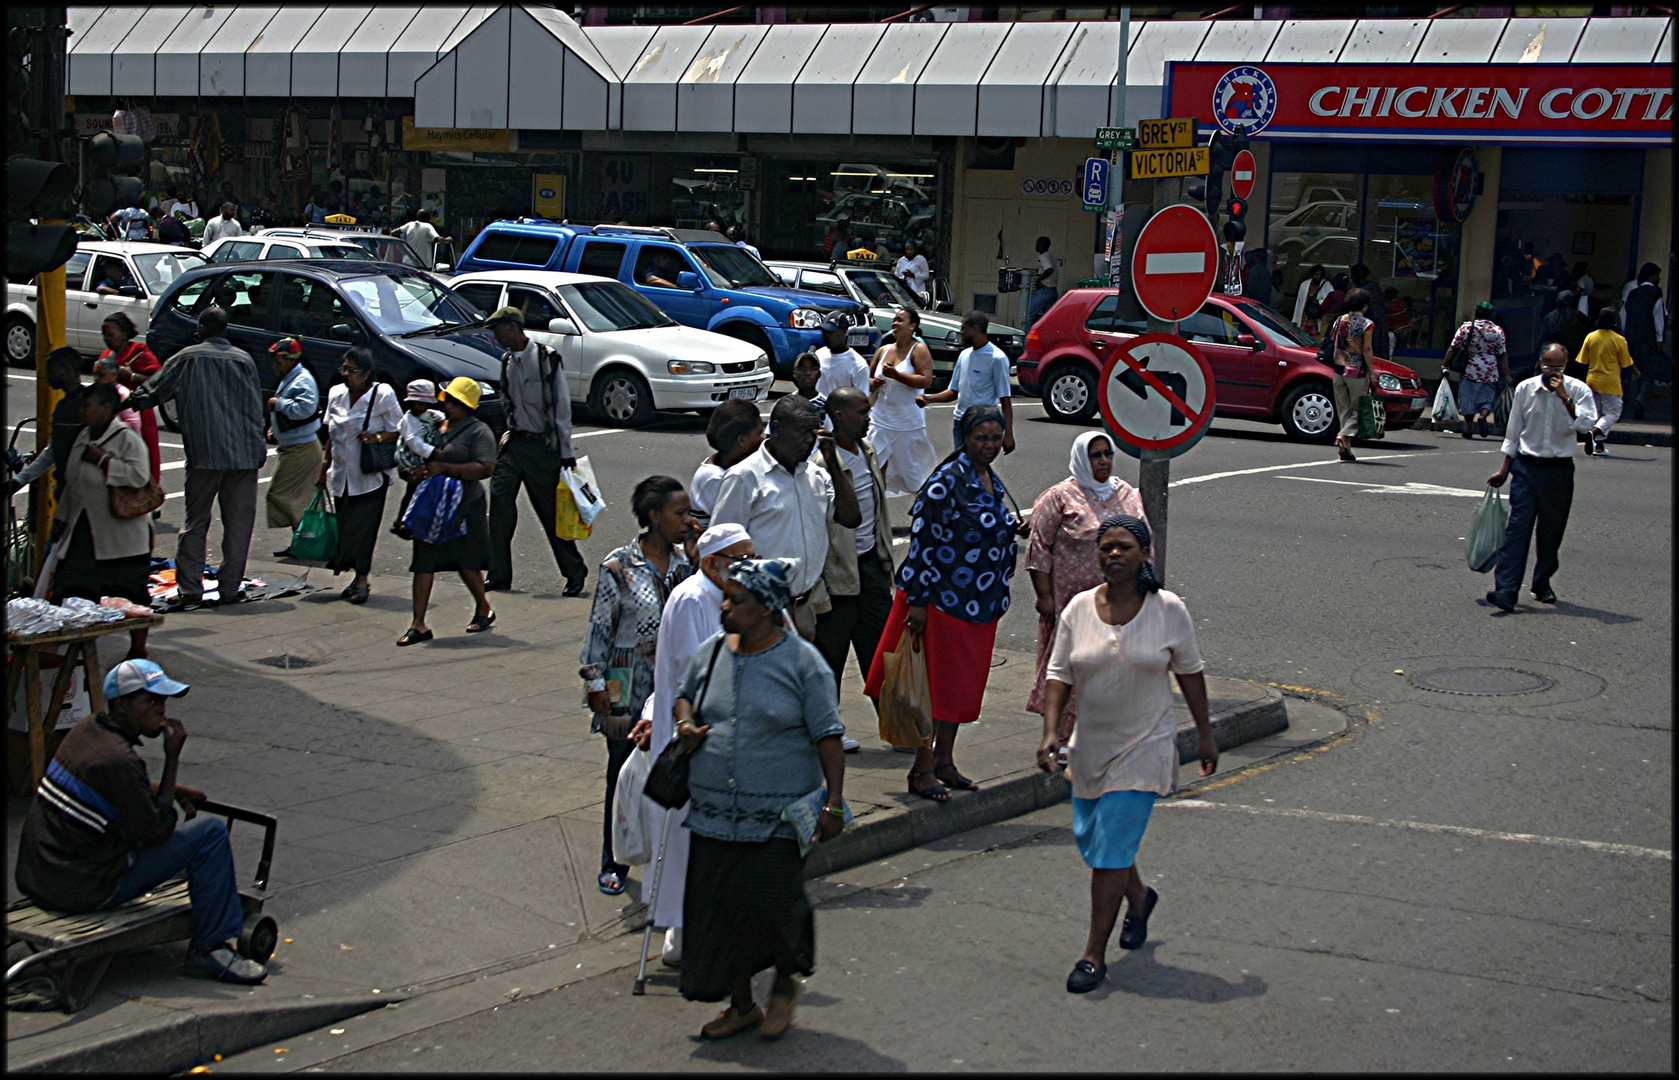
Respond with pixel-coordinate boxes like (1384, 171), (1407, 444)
(1165, 800), (1672, 861)
(1171, 449), (1496, 488)
(1276, 475), (1486, 497)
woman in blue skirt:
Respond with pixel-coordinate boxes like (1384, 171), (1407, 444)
(1035, 515), (1219, 994)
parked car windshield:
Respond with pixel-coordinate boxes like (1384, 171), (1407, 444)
(131, 251), (207, 295)
(689, 244), (778, 289)
(844, 268), (921, 310)
(338, 274), (477, 334)
(557, 281), (677, 333)
(1235, 300), (1319, 347)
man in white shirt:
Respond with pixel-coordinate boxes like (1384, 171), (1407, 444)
(710, 395), (861, 640)
(396, 209), (451, 269)
(894, 241), (930, 301)
(921, 311), (1015, 453)
(814, 315), (871, 402)
(201, 203), (244, 245)
(1485, 343), (1597, 612)
(1026, 235), (1059, 330)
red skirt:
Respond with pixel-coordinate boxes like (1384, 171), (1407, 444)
(864, 589), (998, 724)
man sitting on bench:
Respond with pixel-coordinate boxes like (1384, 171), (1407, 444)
(13, 659), (267, 985)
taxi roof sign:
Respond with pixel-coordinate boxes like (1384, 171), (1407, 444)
(324, 213), (357, 226)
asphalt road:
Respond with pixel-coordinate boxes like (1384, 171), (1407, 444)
(10, 371), (1671, 1070)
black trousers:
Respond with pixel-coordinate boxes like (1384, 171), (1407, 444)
(600, 734), (634, 875)
(1493, 454), (1573, 599)
(488, 434), (587, 588)
(814, 550), (894, 696)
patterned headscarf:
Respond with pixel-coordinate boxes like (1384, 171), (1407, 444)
(1099, 514), (1161, 596)
(726, 557), (798, 612)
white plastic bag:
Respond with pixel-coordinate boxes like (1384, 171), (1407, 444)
(1432, 379), (1460, 426)
(611, 746), (653, 866)
(562, 455), (606, 527)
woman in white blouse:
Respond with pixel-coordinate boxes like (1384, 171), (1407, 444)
(1035, 514), (1218, 995)
(317, 348), (402, 604)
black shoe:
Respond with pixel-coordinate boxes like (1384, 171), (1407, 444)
(484, 581), (512, 593)
(1532, 584), (1557, 604)
(389, 523), (413, 541)
(562, 578), (586, 597)
(1485, 590), (1516, 613)
(1066, 959), (1107, 994)
(272, 547), (295, 558)
(1118, 887), (1158, 949)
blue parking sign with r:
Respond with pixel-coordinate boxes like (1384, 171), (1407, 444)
(1082, 157), (1109, 208)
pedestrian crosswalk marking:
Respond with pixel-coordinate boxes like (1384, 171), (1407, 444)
(1275, 475), (1486, 497)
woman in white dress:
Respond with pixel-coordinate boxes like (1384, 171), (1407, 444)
(866, 308), (938, 498)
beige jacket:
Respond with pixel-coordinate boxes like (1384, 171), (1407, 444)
(52, 422), (153, 561)
(820, 436), (895, 599)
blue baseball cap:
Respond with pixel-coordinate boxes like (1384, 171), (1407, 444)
(103, 659), (191, 701)
(819, 313), (848, 335)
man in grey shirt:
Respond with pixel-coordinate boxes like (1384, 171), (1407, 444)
(129, 307), (267, 607)
(485, 305), (586, 595)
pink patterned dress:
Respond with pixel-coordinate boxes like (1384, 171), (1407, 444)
(1025, 477), (1148, 720)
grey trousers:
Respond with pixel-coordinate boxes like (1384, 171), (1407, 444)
(178, 468), (259, 601)
(1333, 374), (1370, 440)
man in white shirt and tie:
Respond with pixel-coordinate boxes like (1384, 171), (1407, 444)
(1485, 343), (1597, 612)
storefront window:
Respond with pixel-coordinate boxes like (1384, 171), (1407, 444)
(759, 160), (940, 263)
(1364, 174), (1459, 353)
(1267, 170), (1360, 328)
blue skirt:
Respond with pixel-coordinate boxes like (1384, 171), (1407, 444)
(1071, 790), (1158, 870)
(1458, 378), (1499, 416)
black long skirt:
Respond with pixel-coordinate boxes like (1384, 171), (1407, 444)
(51, 517), (151, 605)
(408, 499), (489, 575)
(680, 832), (814, 1003)
(326, 482), (387, 576)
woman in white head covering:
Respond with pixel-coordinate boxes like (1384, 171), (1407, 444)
(1024, 431), (1148, 731)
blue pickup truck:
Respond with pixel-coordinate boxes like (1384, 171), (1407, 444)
(454, 221), (877, 373)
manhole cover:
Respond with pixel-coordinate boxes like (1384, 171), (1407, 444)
(1408, 667), (1553, 696)
(253, 654), (323, 670)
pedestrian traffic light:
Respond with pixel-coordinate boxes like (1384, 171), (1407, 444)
(7, 155), (78, 278)
(82, 130), (146, 219)
(1224, 196), (1248, 244)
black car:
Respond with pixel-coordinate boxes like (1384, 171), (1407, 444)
(144, 259), (505, 431)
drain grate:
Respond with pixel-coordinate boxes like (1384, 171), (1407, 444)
(252, 654), (323, 670)
(1408, 666), (1553, 696)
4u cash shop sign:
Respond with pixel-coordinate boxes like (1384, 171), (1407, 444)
(1163, 63), (1670, 146)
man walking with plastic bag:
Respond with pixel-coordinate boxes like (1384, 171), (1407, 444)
(1484, 344), (1596, 612)
(484, 306), (587, 596)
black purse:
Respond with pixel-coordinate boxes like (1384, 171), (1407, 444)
(644, 638), (724, 810)
(357, 383), (399, 474)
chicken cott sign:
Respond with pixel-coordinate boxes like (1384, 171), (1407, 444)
(1164, 63), (1670, 145)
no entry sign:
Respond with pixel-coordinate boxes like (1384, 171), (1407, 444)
(1130, 204), (1220, 324)
(1230, 148), (1256, 200)
(1098, 333), (1217, 459)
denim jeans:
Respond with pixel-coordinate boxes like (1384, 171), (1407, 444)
(1026, 287), (1059, 330)
(1493, 455), (1574, 600)
(102, 814), (244, 951)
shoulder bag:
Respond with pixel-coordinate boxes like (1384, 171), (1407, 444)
(644, 637), (726, 810)
(357, 383), (399, 474)
(109, 478), (166, 519)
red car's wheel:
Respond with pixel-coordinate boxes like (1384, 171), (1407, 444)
(1040, 362), (1098, 423)
(1279, 380), (1337, 442)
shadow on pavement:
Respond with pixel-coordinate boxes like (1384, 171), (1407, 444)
(1087, 940), (1268, 1004)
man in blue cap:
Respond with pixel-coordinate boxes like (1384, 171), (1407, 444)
(14, 659), (266, 984)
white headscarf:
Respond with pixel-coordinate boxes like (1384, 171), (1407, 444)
(1069, 431), (1117, 501)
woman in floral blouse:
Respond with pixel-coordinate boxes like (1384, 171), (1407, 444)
(580, 475), (698, 896)
(1026, 431), (1148, 732)
(865, 405), (1019, 802)
(1445, 301), (1510, 440)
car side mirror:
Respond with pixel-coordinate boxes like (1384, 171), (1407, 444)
(1236, 333), (1261, 349)
(545, 317), (579, 336)
(118, 284), (143, 298)
(329, 323), (365, 344)
(433, 262), (452, 273)
(677, 271), (701, 291)
(935, 299), (955, 313)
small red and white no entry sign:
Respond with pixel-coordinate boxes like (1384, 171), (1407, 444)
(1098, 333), (1217, 459)
(1231, 149), (1256, 200)
(1130, 204), (1220, 324)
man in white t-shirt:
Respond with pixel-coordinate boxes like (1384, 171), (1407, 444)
(894, 241), (930, 301)
(202, 203), (244, 245)
(395, 209), (451, 269)
(921, 311), (1014, 454)
(814, 315), (871, 402)
(1026, 235), (1059, 330)
(111, 206), (153, 241)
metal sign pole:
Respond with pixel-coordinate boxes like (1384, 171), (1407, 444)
(1140, 164), (1172, 584)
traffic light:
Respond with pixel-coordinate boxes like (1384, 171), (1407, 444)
(82, 130), (146, 219)
(7, 156), (78, 277)
(1187, 131), (1227, 220)
(1224, 196), (1248, 244)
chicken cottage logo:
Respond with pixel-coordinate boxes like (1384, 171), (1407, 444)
(1212, 66), (1278, 136)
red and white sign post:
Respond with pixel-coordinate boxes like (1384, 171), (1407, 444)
(1230, 148), (1256, 200)
(1130, 204), (1221, 324)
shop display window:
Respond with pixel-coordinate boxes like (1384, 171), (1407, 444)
(760, 160), (941, 262)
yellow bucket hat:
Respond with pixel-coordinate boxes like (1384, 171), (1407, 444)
(439, 376), (481, 411)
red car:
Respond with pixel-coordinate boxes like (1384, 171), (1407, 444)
(1016, 290), (1428, 442)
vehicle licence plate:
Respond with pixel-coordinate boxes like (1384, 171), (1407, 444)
(728, 387), (757, 400)
(847, 329), (872, 348)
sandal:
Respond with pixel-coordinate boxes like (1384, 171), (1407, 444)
(396, 628), (433, 647)
(598, 871), (625, 896)
(908, 770), (951, 803)
(465, 610), (496, 633)
(933, 764), (978, 792)
(343, 583), (370, 605)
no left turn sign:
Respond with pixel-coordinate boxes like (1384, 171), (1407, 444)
(1098, 333), (1217, 459)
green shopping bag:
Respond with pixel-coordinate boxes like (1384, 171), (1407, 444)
(290, 488), (338, 563)
(1356, 393), (1387, 440)
(1466, 485), (1507, 574)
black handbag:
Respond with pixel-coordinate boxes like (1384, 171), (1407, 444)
(357, 383), (399, 474)
(644, 638), (724, 810)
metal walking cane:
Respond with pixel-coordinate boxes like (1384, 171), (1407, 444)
(633, 806), (679, 996)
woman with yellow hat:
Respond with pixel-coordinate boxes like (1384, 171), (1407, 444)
(397, 377), (498, 645)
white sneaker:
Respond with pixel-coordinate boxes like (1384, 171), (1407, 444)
(840, 736), (861, 753)
(661, 926), (683, 967)
(1594, 441), (1612, 456)
(184, 946), (267, 985)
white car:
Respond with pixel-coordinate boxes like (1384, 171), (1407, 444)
(200, 234), (378, 265)
(255, 227), (431, 271)
(5, 241), (207, 365)
(448, 270), (772, 427)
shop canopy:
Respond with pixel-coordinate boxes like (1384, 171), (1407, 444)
(65, 6), (1672, 138)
